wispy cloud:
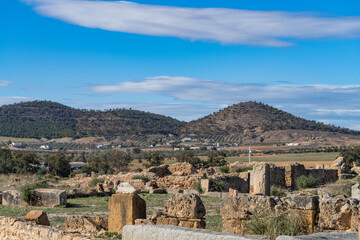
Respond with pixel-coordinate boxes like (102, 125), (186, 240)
(28, 0), (360, 46)
(0, 96), (32, 105)
(0, 81), (12, 87)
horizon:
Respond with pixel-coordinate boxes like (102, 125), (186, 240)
(1, 0), (360, 130)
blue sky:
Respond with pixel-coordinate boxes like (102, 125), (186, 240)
(1, 0), (360, 129)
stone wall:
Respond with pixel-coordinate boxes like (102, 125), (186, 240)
(270, 166), (286, 188)
(0, 217), (90, 240)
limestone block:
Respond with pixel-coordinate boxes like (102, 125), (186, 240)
(319, 197), (354, 230)
(287, 195), (319, 210)
(316, 164), (325, 169)
(270, 166), (286, 188)
(146, 164), (170, 177)
(135, 219), (155, 225)
(156, 216), (179, 226)
(167, 189), (183, 194)
(116, 182), (137, 194)
(65, 215), (100, 233)
(221, 195), (278, 220)
(2, 190), (22, 206)
(178, 219), (206, 229)
(184, 189), (199, 195)
(252, 163), (270, 195)
(292, 209), (317, 233)
(200, 179), (210, 193)
(222, 219), (246, 235)
(123, 225), (261, 240)
(25, 210), (50, 226)
(29, 189), (66, 207)
(168, 162), (197, 176)
(164, 194), (206, 219)
(108, 193), (146, 233)
(229, 188), (238, 197)
(352, 184), (360, 199)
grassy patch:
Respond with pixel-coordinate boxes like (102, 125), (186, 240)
(205, 215), (222, 232)
(219, 165), (229, 174)
(322, 179), (354, 197)
(270, 185), (286, 197)
(89, 178), (105, 187)
(295, 175), (318, 190)
(132, 176), (150, 182)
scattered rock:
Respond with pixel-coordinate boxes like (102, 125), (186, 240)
(146, 165), (170, 177)
(164, 193), (206, 219)
(168, 163), (197, 176)
(116, 182), (137, 194)
(2, 190), (22, 206)
(25, 210), (50, 226)
(29, 189), (67, 207)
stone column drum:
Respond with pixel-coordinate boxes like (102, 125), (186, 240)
(252, 163), (270, 196)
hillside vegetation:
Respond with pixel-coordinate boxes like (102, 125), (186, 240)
(0, 101), (358, 140)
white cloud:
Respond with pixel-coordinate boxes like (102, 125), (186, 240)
(0, 81), (12, 87)
(0, 96), (32, 105)
(28, 0), (360, 46)
(314, 109), (360, 116)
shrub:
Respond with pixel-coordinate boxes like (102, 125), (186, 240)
(37, 168), (47, 176)
(219, 165), (229, 174)
(89, 178), (105, 187)
(132, 176), (150, 182)
(246, 210), (303, 240)
(194, 180), (203, 194)
(19, 182), (49, 203)
(134, 168), (143, 172)
(270, 185), (286, 197)
(295, 175), (318, 190)
(233, 165), (253, 173)
(209, 178), (225, 192)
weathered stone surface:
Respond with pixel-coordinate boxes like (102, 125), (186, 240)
(229, 188), (238, 197)
(146, 164), (170, 177)
(116, 182), (137, 194)
(2, 190), (22, 206)
(29, 189), (66, 207)
(65, 215), (102, 234)
(200, 179), (210, 193)
(184, 189), (199, 195)
(270, 166), (286, 188)
(108, 193), (146, 233)
(156, 217), (180, 226)
(0, 217), (90, 240)
(221, 195), (278, 220)
(319, 197), (356, 230)
(291, 209), (317, 233)
(168, 163), (197, 176)
(286, 195), (319, 210)
(178, 219), (206, 229)
(222, 219), (246, 235)
(25, 211), (50, 226)
(164, 194), (206, 219)
(252, 163), (270, 195)
(156, 175), (200, 190)
(122, 225), (261, 240)
(277, 232), (358, 240)
(352, 183), (360, 199)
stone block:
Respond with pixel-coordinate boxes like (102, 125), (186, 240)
(270, 166), (286, 188)
(156, 216), (179, 226)
(252, 163), (270, 195)
(116, 182), (137, 194)
(2, 190), (22, 206)
(200, 179), (210, 193)
(229, 188), (238, 197)
(178, 219), (206, 229)
(319, 197), (354, 230)
(65, 215), (101, 233)
(29, 189), (66, 207)
(222, 219), (246, 235)
(25, 210), (50, 226)
(277, 232), (358, 240)
(287, 195), (319, 210)
(316, 164), (325, 169)
(168, 162), (197, 176)
(108, 193), (146, 233)
(184, 189), (199, 195)
(122, 225), (260, 240)
(164, 194), (206, 219)
(352, 184), (360, 199)
(292, 209), (317, 233)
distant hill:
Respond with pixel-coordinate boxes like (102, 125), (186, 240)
(181, 102), (359, 143)
(0, 101), (185, 139)
(0, 100), (358, 143)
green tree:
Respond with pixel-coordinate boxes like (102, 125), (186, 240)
(84, 155), (113, 174)
(340, 147), (360, 168)
(46, 151), (71, 177)
(0, 149), (14, 174)
(13, 152), (39, 174)
(144, 151), (164, 167)
(176, 149), (203, 169)
(205, 151), (227, 167)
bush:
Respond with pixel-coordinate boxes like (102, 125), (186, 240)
(209, 178), (225, 192)
(219, 165), (229, 174)
(246, 210), (303, 239)
(270, 185), (286, 197)
(19, 182), (49, 203)
(134, 168), (143, 172)
(194, 180), (203, 194)
(132, 176), (150, 182)
(295, 175), (318, 190)
(37, 168), (47, 176)
(233, 165), (253, 173)
(89, 178), (105, 187)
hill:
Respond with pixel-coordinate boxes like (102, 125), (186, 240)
(0, 101), (185, 139)
(181, 102), (359, 142)
(0, 101), (358, 143)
